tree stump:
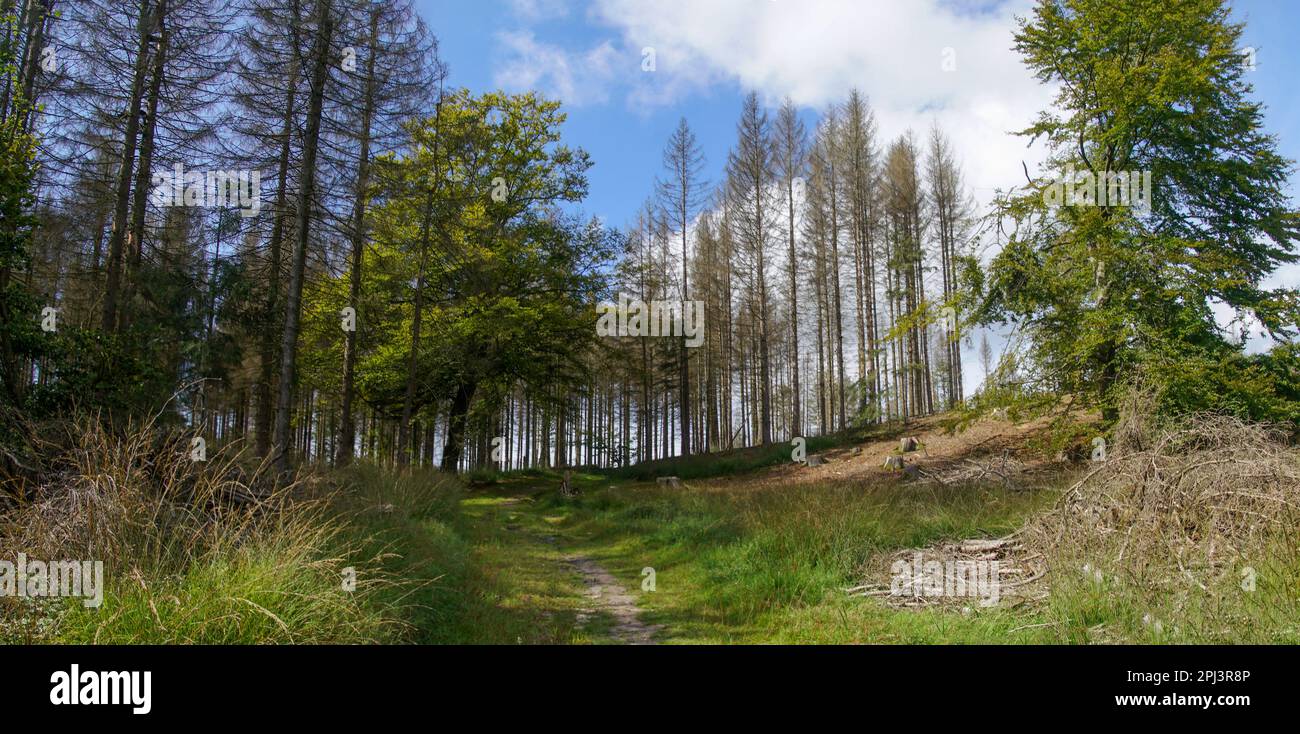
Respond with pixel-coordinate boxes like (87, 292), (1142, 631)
(559, 470), (578, 498)
(806, 454), (828, 467)
(656, 476), (682, 489)
(882, 455), (905, 471)
(900, 436), (919, 453)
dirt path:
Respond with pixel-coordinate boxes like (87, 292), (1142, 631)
(479, 495), (660, 644)
(566, 554), (661, 645)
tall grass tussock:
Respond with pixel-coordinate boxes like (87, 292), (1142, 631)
(0, 415), (464, 644)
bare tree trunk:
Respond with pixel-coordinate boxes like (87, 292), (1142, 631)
(336, 6), (380, 467)
(122, 0), (168, 330)
(256, 0), (301, 457)
(830, 162), (847, 429)
(272, 0), (333, 473)
(785, 164), (802, 438)
(101, 0), (156, 332)
(15, 0), (52, 130)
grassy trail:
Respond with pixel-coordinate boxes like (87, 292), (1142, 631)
(454, 471), (1060, 644)
(455, 487), (658, 644)
(384, 416), (1300, 646)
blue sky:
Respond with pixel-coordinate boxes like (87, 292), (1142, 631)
(419, 0), (1299, 231)
(416, 0), (1299, 389)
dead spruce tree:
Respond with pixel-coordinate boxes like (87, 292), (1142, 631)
(655, 117), (706, 457)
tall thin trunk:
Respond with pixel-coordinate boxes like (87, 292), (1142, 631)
(679, 225), (690, 456)
(337, 7), (381, 466)
(829, 161), (847, 429)
(0, 0), (21, 120)
(786, 171), (801, 437)
(122, 0), (167, 330)
(757, 248), (772, 444)
(272, 0), (333, 473)
(15, 0), (51, 130)
(255, 0), (302, 457)
(397, 215), (431, 466)
(101, 0), (156, 332)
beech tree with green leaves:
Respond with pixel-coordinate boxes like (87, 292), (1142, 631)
(981, 0), (1300, 421)
(357, 90), (609, 471)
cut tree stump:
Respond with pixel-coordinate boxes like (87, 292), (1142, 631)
(806, 454), (828, 467)
(900, 437), (919, 453)
(882, 455), (905, 471)
(656, 476), (682, 489)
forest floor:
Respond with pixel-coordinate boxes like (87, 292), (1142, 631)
(451, 413), (1080, 644)
(14, 410), (1290, 645)
(445, 409), (1300, 644)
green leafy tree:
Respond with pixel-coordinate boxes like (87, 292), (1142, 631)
(357, 90), (611, 471)
(981, 0), (1300, 421)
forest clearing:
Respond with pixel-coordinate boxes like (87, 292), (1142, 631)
(445, 403), (1300, 645)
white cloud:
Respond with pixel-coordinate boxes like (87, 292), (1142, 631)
(581, 0), (1065, 399)
(506, 0), (570, 22)
(493, 30), (620, 106)
(493, 1), (1056, 205)
(592, 0), (1055, 201)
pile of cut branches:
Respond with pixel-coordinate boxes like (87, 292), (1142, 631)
(1025, 411), (1300, 597)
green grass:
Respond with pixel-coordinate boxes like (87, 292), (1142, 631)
(35, 463), (472, 645)
(479, 463), (1300, 644)
(7, 445), (646, 645)
(21, 422), (1297, 645)
(451, 495), (617, 643)
(320, 464), (624, 644)
(1037, 538), (1300, 645)
(480, 472), (1061, 643)
(51, 527), (390, 644)
(598, 432), (851, 482)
